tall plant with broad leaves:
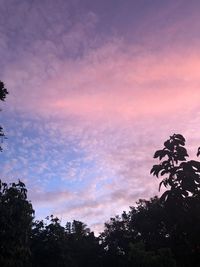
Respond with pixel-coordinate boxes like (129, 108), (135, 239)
(151, 134), (200, 202)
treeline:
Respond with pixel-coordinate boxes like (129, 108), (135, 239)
(1, 82), (200, 266)
(1, 134), (200, 267)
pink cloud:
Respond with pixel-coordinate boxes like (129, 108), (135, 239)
(29, 189), (73, 206)
(5, 40), (200, 125)
(3, 33), (200, 233)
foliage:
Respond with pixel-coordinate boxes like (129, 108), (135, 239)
(31, 216), (70, 267)
(128, 242), (176, 267)
(0, 81), (8, 101)
(100, 134), (200, 267)
(0, 80), (8, 151)
(30, 216), (103, 267)
(100, 196), (176, 266)
(0, 180), (34, 267)
(150, 134), (200, 266)
(151, 134), (200, 201)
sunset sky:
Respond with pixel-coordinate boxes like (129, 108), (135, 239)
(1, 0), (200, 233)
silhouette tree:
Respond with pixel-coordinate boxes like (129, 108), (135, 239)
(66, 220), (103, 267)
(31, 217), (103, 267)
(128, 241), (176, 267)
(0, 180), (34, 267)
(100, 212), (133, 266)
(101, 134), (200, 267)
(129, 197), (169, 250)
(151, 134), (200, 267)
(31, 216), (72, 267)
(151, 133), (200, 201)
(100, 197), (177, 267)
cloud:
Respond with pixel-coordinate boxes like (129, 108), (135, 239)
(1, 0), (200, 233)
(4, 37), (200, 122)
(29, 189), (73, 206)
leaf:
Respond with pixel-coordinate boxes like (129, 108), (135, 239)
(160, 190), (170, 202)
(153, 150), (163, 158)
(173, 134), (186, 146)
(159, 180), (166, 191)
(190, 160), (200, 171)
(164, 140), (173, 151)
(150, 164), (163, 177)
(176, 146), (188, 157)
(160, 170), (167, 176)
(176, 155), (187, 161)
(161, 160), (170, 168)
(153, 150), (170, 160)
(175, 134), (185, 142)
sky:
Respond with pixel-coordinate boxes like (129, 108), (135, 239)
(1, 0), (200, 234)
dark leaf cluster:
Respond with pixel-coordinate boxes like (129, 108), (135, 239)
(0, 80), (8, 151)
(151, 134), (200, 202)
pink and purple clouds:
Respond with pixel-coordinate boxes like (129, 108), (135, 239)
(0, 0), (200, 233)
